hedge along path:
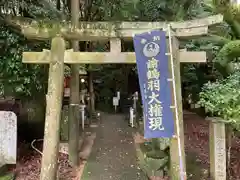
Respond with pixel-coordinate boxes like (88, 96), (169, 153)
(6, 14), (223, 180)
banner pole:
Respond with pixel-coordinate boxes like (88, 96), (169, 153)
(167, 25), (185, 180)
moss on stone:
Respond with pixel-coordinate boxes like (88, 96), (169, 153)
(137, 142), (169, 178)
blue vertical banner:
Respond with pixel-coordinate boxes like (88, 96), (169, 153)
(133, 30), (175, 138)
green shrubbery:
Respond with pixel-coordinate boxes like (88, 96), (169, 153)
(198, 71), (240, 130)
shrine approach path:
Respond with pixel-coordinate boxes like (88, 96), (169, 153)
(81, 113), (147, 180)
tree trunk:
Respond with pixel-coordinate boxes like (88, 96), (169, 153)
(68, 0), (80, 167)
(40, 37), (65, 180)
(56, 0), (61, 10)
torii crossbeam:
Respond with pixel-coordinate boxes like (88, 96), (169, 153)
(22, 47), (206, 64)
(6, 14), (222, 40)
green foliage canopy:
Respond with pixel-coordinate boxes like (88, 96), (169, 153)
(0, 26), (48, 97)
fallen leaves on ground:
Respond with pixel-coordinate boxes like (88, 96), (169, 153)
(14, 142), (79, 180)
(184, 112), (240, 179)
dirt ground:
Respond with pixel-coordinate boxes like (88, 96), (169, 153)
(6, 111), (240, 180)
(14, 144), (78, 180)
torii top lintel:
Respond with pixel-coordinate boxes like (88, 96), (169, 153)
(6, 14), (223, 41)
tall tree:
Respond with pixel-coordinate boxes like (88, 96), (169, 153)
(68, 0), (80, 166)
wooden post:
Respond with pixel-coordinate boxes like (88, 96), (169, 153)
(88, 72), (95, 118)
(208, 117), (226, 180)
(168, 33), (187, 179)
(133, 92), (137, 110)
(40, 36), (65, 180)
(68, 0), (80, 166)
(80, 104), (85, 130)
(133, 92), (138, 127)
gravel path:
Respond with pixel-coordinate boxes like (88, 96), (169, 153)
(81, 113), (148, 180)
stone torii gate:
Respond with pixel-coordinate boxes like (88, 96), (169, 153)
(7, 14), (223, 179)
